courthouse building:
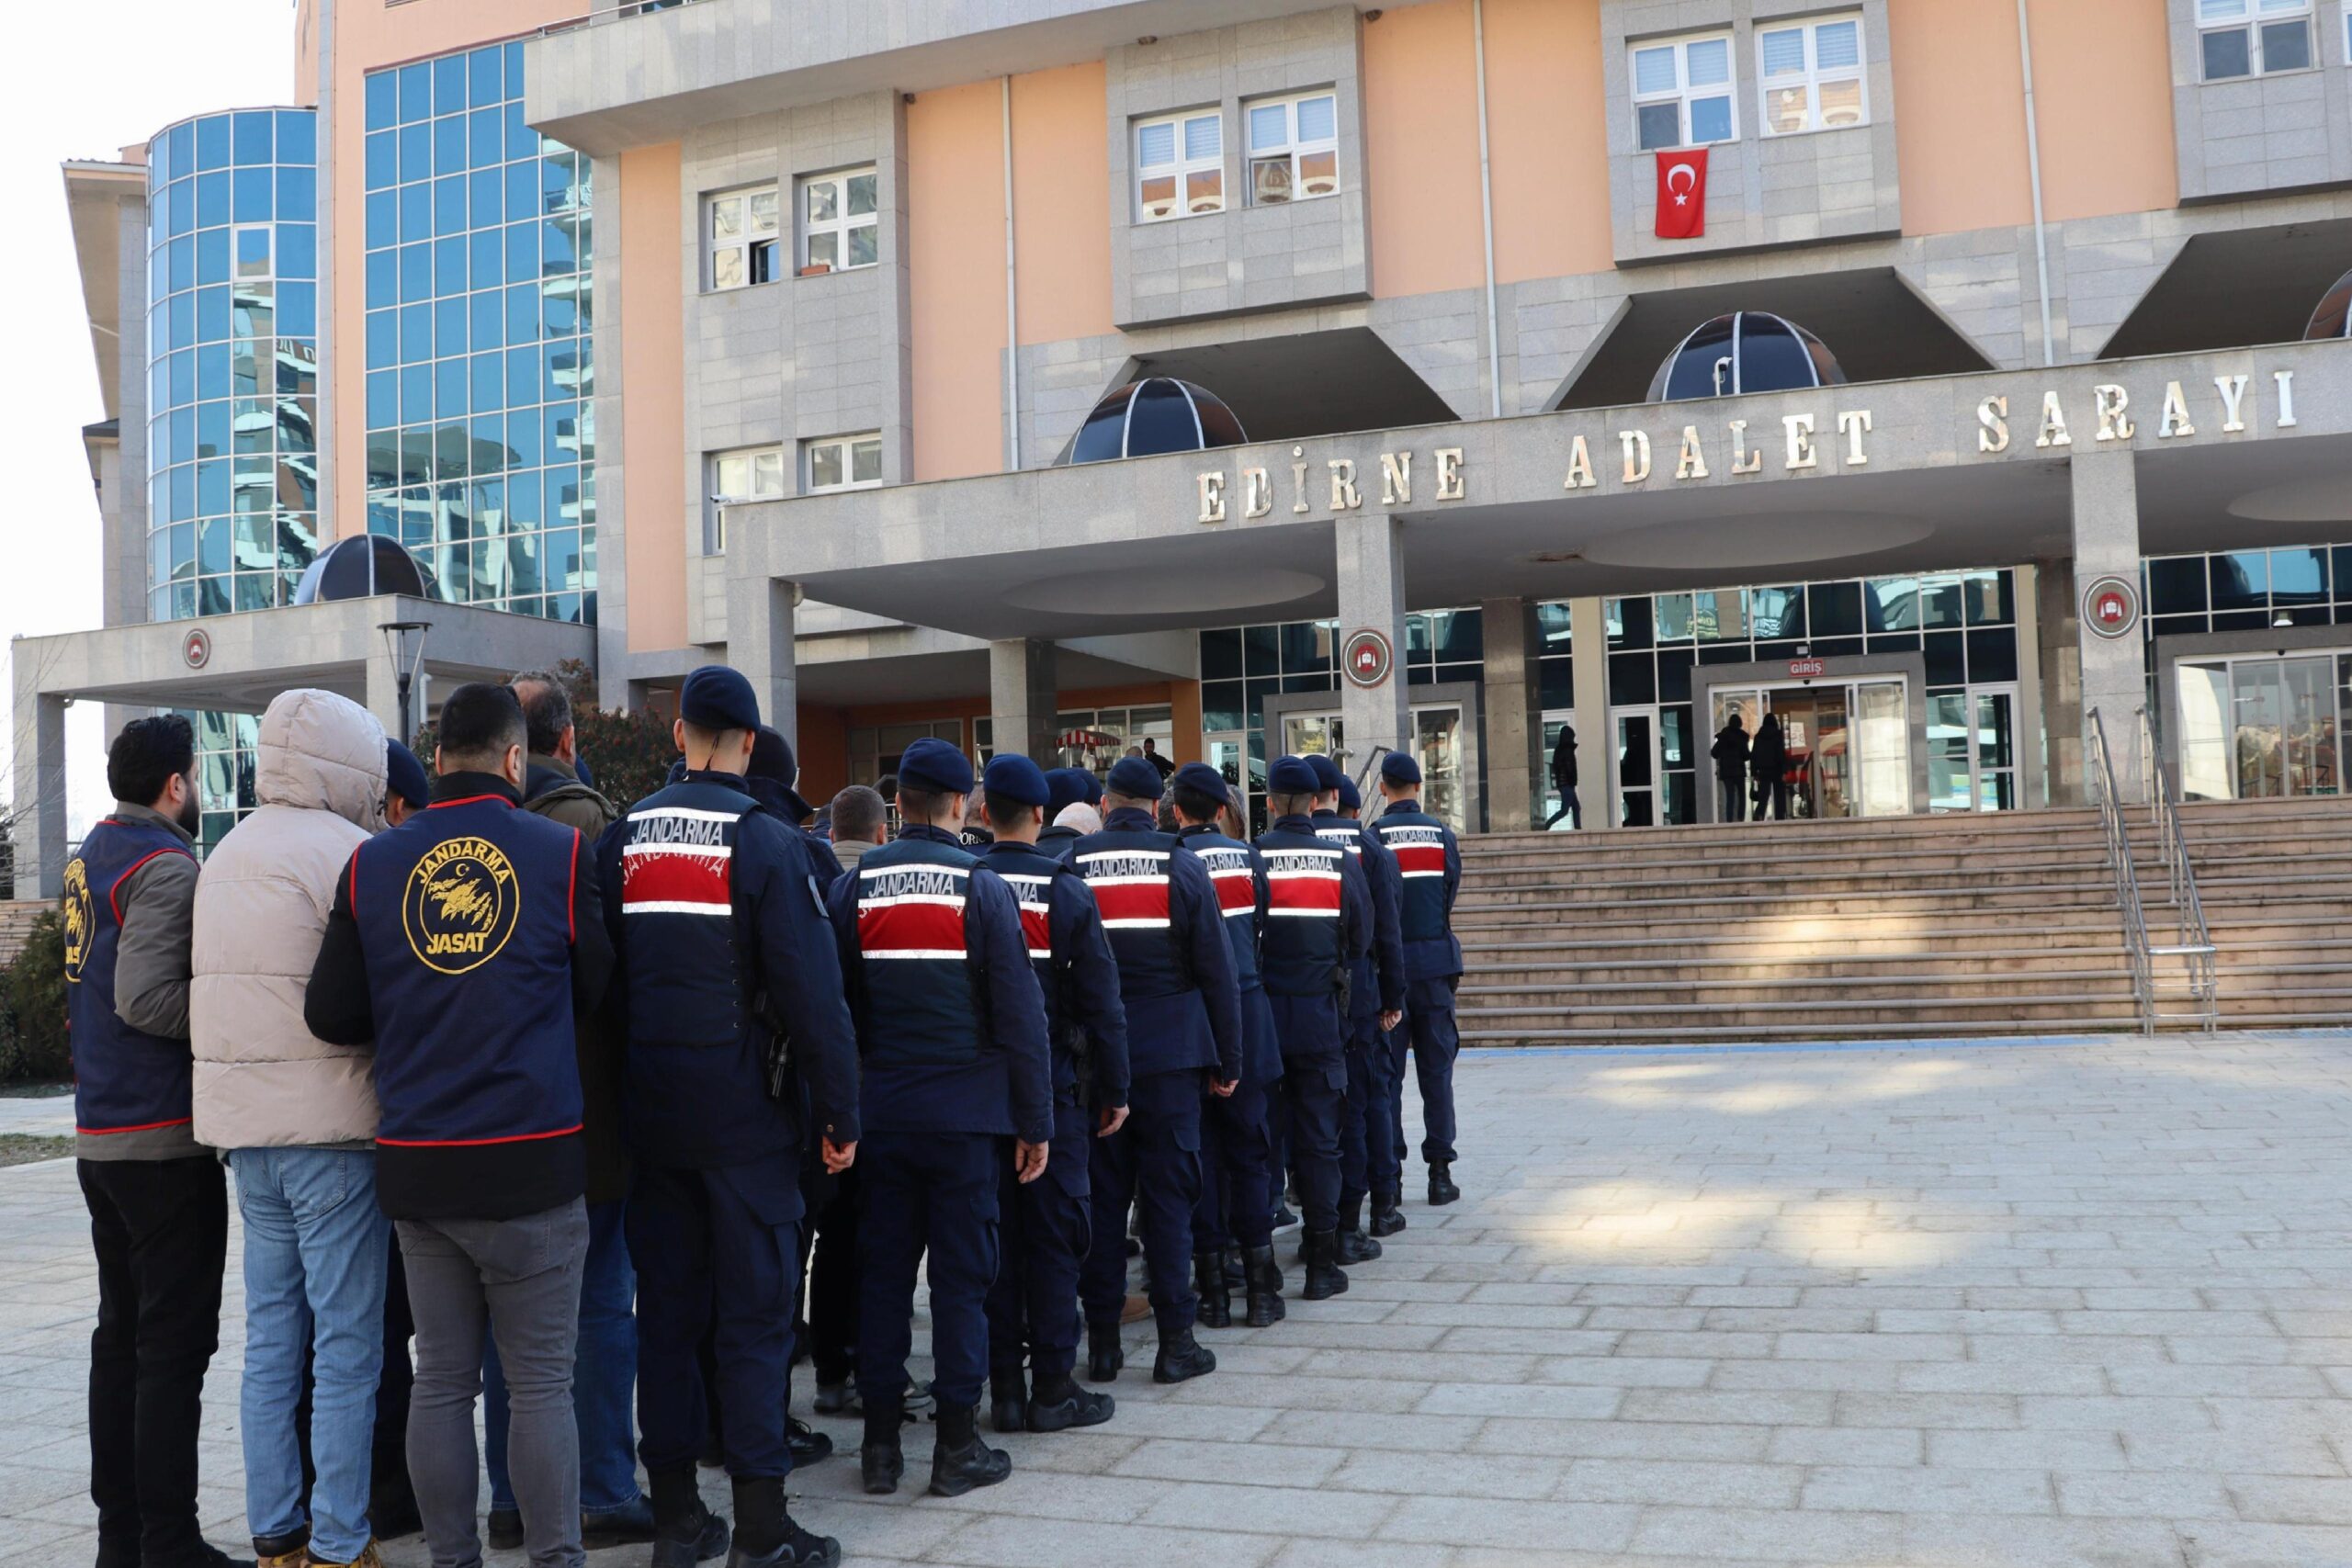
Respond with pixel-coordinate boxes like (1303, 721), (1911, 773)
(17, 0), (2352, 894)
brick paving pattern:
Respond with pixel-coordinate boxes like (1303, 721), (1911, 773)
(6, 1033), (2352, 1566)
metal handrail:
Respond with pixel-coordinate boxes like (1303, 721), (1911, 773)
(2138, 705), (2220, 1032)
(2087, 708), (2155, 1033)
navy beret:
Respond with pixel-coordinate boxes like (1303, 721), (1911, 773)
(1045, 766), (1090, 817)
(983, 753), (1051, 807)
(899, 737), (975, 795)
(1078, 770), (1103, 806)
(1171, 761), (1228, 800)
(680, 664), (760, 733)
(1107, 755), (1164, 801)
(383, 739), (430, 809)
(1306, 752), (1345, 793)
(748, 725), (797, 786)
(1380, 750), (1422, 785)
(1268, 754), (1319, 794)
(1337, 775), (1362, 811)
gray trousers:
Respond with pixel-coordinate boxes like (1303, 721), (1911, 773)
(396, 1200), (589, 1568)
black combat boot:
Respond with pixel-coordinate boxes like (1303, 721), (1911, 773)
(1336, 1198), (1384, 1264)
(1428, 1160), (1461, 1206)
(1302, 1229), (1350, 1300)
(988, 1369), (1027, 1434)
(1026, 1369), (1115, 1432)
(1243, 1245), (1286, 1326)
(928, 1402), (1012, 1497)
(1152, 1325), (1217, 1383)
(1370, 1188), (1407, 1237)
(1193, 1250), (1231, 1328)
(859, 1399), (905, 1495)
(722, 1517), (839, 1568)
(1271, 1199), (1301, 1232)
(649, 1471), (729, 1568)
(1086, 1319), (1124, 1382)
(785, 1416), (832, 1465)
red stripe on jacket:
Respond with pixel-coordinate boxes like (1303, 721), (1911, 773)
(1267, 874), (1343, 913)
(859, 898), (969, 954)
(621, 852), (733, 909)
(1091, 878), (1172, 925)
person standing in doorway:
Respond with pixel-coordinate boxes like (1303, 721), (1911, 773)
(1751, 713), (1790, 822)
(1712, 714), (1750, 823)
(68, 715), (233, 1568)
(1544, 726), (1580, 830)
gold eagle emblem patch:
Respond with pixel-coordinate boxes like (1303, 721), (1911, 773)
(402, 836), (520, 975)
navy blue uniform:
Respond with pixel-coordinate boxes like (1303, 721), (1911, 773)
(1070, 808), (1243, 1337)
(64, 817), (199, 1139)
(1035, 823), (1083, 863)
(979, 839), (1132, 1385)
(595, 771), (859, 1482)
(1176, 825), (1280, 1253)
(1253, 817), (1371, 1234)
(829, 825), (1052, 1410)
(1315, 811), (1406, 1213)
(1373, 798), (1464, 1169)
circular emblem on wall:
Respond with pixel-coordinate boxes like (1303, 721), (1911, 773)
(60, 859), (92, 985)
(1342, 628), (1394, 688)
(403, 835), (519, 975)
(2081, 575), (2141, 640)
(181, 628), (210, 669)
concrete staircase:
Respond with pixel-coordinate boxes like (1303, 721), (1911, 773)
(1454, 799), (2352, 1045)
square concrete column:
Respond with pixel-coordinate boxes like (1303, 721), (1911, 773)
(2033, 557), (2083, 807)
(2069, 450), (2144, 804)
(989, 638), (1059, 764)
(728, 574), (800, 745)
(365, 643), (406, 744)
(1568, 597), (1612, 829)
(10, 670), (67, 899)
(1480, 596), (1543, 831)
(1336, 513), (1410, 777)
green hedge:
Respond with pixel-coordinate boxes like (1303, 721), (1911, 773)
(0, 909), (71, 1084)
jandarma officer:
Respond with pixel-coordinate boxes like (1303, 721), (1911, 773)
(594, 666), (860, 1568)
(1370, 751), (1466, 1207)
(828, 739), (1055, 1499)
(1307, 754), (1407, 1256)
(1253, 755), (1374, 1300)
(974, 754), (1134, 1435)
(1072, 754), (1243, 1386)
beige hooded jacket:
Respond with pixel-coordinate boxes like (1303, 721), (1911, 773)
(190, 688), (387, 1149)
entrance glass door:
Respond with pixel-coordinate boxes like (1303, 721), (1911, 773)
(1412, 704), (1468, 832)
(1282, 710), (1341, 764)
(2182, 653), (2345, 801)
(1615, 706), (1660, 827)
(1541, 710), (1580, 829)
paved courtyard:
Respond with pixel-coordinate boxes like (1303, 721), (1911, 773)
(9, 1033), (2352, 1567)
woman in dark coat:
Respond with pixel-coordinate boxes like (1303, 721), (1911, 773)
(1751, 712), (1789, 821)
(1711, 715), (1750, 822)
(1544, 725), (1579, 829)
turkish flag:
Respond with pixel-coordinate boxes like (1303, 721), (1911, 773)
(1655, 147), (1708, 239)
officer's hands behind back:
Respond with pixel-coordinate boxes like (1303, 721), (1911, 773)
(1014, 1139), (1049, 1183)
(822, 1137), (857, 1174)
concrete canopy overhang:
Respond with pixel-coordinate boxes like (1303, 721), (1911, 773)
(794, 623), (1197, 706)
(729, 339), (2352, 641)
(11, 595), (594, 717)
(2101, 218), (2352, 361)
(527, 0), (1384, 157)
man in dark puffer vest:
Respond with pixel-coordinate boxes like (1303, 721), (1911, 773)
(307, 683), (613, 1568)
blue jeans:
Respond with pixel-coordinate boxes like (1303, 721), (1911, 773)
(229, 1146), (390, 1562)
(484, 1198), (638, 1513)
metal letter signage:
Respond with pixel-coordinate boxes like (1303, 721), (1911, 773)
(2081, 575), (2140, 641)
(182, 627), (211, 669)
(1341, 628), (1394, 689)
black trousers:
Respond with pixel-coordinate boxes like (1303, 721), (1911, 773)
(80, 1156), (229, 1568)
(792, 1161), (859, 1387)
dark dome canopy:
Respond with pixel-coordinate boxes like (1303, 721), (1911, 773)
(291, 535), (435, 605)
(2305, 265), (2352, 341)
(1062, 376), (1247, 465)
(1647, 310), (1847, 402)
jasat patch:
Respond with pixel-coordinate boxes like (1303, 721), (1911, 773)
(402, 835), (520, 975)
(61, 859), (92, 985)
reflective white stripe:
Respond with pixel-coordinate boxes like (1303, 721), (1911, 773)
(1025, 946), (1052, 958)
(864, 949), (969, 960)
(1220, 906), (1253, 919)
(861, 863), (969, 879)
(628, 806), (741, 824)
(1205, 866), (1254, 879)
(1266, 908), (1340, 919)
(1102, 919), (1173, 929)
(1397, 869), (1446, 878)
(1076, 852), (1170, 865)
(623, 899), (732, 917)
(997, 874), (1055, 888)
(857, 894), (967, 909)
(621, 841), (731, 859)
(1084, 874), (1170, 887)
(1269, 870), (1343, 881)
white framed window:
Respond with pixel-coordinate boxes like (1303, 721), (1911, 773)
(707, 185), (780, 290)
(1631, 32), (1736, 151)
(2198, 0), (2315, 79)
(800, 167), (878, 273)
(1243, 90), (1340, 207)
(1135, 109), (1224, 222)
(802, 432), (883, 494)
(232, 223), (274, 281)
(707, 445), (786, 551)
(1756, 14), (1867, 135)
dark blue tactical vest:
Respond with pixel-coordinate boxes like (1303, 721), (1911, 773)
(1374, 803), (1464, 977)
(612, 778), (761, 1050)
(1177, 827), (1264, 991)
(62, 818), (197, 1137)
(1253, 823), (1349, 998)
(850, 833), (982, 1067)
(1071, 828), (1189, 998)
(350, 795), (584, 1147)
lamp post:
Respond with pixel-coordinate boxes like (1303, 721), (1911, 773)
(379, 619), (432, 744)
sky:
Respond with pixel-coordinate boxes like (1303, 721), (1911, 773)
(0, 0), (295, 838)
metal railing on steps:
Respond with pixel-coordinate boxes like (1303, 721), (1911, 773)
(2138, 706), (2220, 1032)
(2086, 710), (2155, 1032)
(2087, 706), (2219, 1033)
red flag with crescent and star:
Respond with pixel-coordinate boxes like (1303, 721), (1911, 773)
(1655, 148), (1708, 239)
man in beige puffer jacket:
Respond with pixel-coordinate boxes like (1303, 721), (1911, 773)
(191, 689), (390, 1568)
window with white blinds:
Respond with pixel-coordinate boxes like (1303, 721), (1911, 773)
(1756, 15), (1867, 136)
(1135, 110), (1224, 222)
(1244, 91), (1340, 206)
(1631, 33), (1737, 151)
(2198, 0), (2315, 78)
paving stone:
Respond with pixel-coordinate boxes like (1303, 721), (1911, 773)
(1800, 1463), (2054, 1515)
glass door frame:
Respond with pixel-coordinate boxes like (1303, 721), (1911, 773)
(2162, 644), (2352, 803)
(1260, 683), (1485, 832)
(1693, 654), (1928, 824)
(1611, 704), (1662, 828)
(1540, 707), (1581, 830)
